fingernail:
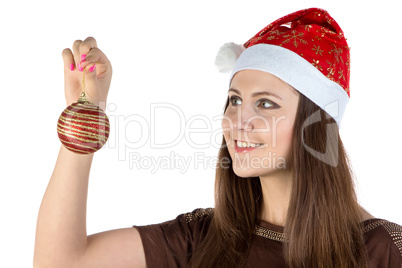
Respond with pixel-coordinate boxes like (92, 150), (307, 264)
(89, 64), (96, 72)
(70, 63), (75, 71)
(78, 63), (83, 72)
(80, 54), (87, 64)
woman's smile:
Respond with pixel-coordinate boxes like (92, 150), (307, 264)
(234, 139), (264, 153)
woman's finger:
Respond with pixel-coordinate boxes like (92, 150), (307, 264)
(61, 48), (75, 72)
(80, 36), (98, 52)
(72, 39), (83, 70)
(78, 47), (109, 70)
(73, 37), (99, 71)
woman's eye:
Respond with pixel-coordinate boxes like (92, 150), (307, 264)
(259, 99), (275, 108)
(229, 96), (242, 106)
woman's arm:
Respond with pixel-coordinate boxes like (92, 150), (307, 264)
(33, 146), (146, 267)
(33, 37), (146, 268)
(33, 145), (93, 266)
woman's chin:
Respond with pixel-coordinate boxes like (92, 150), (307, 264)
(232, 168), (260, 178)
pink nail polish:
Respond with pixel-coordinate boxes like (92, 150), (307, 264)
(70, 63), (75, 71)
(89, 64), (96, 72)
(81, 54), (87, 60)
(78, 63), (83, 72)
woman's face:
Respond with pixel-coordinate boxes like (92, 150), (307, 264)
(222, 69), (300, 178)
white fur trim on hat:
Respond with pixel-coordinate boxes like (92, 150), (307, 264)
(215, 42), (246, 72)
(228, 44), (349, 128)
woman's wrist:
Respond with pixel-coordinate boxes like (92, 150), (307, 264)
(59, 144), (95, 167)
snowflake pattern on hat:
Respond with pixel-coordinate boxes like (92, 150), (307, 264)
(243, 8), (350, 97)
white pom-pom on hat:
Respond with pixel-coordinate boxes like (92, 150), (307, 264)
(215, 42), (246, 73)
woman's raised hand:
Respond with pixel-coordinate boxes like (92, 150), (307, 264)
(61, 36), (112, 111)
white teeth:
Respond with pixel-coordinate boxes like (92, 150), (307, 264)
(236, 140), (263, 148)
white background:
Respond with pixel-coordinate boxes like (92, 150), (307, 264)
(1, 0), (401, 266)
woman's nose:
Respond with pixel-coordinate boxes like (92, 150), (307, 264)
(232, 106), (255, 132)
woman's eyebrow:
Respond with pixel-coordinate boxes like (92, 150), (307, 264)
(228, 88), (283, 101)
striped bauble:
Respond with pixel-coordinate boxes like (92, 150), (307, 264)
(57, 95), (110, 154)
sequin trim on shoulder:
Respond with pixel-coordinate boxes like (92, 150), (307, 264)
(362, 219), (388, 233)
(381, 221), (402, 256)
(185, 208), (214, 223)
(358, 219), (402, 256)
(253, 226), (287, 242)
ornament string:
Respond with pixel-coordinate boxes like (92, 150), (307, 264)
(82, 66), (86, 96)
(78, 66), (88, 103)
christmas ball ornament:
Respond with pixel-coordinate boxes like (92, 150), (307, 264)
(57, 70), (110, 154)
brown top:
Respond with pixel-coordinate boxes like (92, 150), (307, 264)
(132, 208), (402, 268)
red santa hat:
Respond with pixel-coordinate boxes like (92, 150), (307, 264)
(215, 7), (350, 128)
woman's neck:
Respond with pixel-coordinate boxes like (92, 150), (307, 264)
(259, 169), (293, 226)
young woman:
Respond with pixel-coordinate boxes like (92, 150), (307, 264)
(34, 7), (402, 268)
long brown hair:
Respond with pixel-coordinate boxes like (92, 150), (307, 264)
(188, 92), (369, 268)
